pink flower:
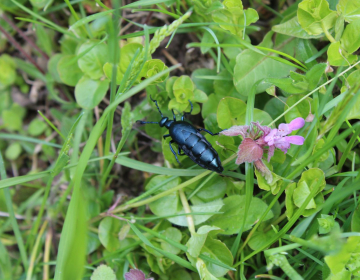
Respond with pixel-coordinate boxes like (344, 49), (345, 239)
(220, 118), (305, 183)
(124, 269), (154, 280)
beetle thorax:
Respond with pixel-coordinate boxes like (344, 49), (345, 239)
(159, 117), (174, 129)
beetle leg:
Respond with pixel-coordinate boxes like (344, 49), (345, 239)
(178, 147), (186, 156)
(163, 134), (171, 139)
(172, 110), (176, 121)
(169, 140), (181, 164)
(197, 128), (219, 136)
(181, 100), (194, 121)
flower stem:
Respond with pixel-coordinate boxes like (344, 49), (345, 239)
(321, 21), (336, 43)
(179, 189), (196, 234)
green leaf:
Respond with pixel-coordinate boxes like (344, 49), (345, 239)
(0, 240), (12, 280)
(340, 19), (360, 54)
(208, 195), (274, 234)
(139, 59), (169, 84)
(327, 41), (358, 66)
(196, 259), (219, 280)
(104, 43), (143, 84)
(98, 217), (124, 252)
(284, 95), (311, 123)
(202, 94), (222, 119)
(30, 0), (48, 9)
(305, 63), (327, 89)
(168, 200), (224, 226)
(189, 176), (227, 203)
(2, 103), (26, 132)
(28, 119), (47, 136)
(335, 15), (345, 41)
(351, 205), (360, 232)
(146, 175), (182, 217)
(5, 142), (22, 160)
(318, 214), (338, 234)
(212, 0), (259, 37)
(193, 89), (208, 103)
(293, 168), (326, 209)
(337, 0), (360, 23)
(272, 17), (324, 39)
(187, 226), (221, 258)
(265, 77), (306, 95)
(297, 0), (338, 35)
(48, 54), (64, 83)
(234, 34), (294, 96)
(285, 182), (297, 219)
(173, 76), (195, 103)
(54, 182), (87, 280)
(343, 69), (360, 120)
(248, 229), (277, 251)
(77, 40), (108, 80)
(35, 24), (53, 56)
(0, 54), (16, 88)
(216, 97), (246, 129)
(198, 237), (233, 277)
(255, 167), (284, 195)
(90, 265), (116, 280)
(325, 236), (360, 275)
(75, 76), (109, 110)
(191, 68), (216, 93)
(160, 227), (182, 255)
(213, 70), (238, 97)
(57, 55), (83, 86)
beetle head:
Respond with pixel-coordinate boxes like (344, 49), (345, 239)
(159, 117), (169, 127)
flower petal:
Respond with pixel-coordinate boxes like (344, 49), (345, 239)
(277, 123), (291, 136)
(264, 129), (278, 146)
(254, 159), (273, 184)
(288, 117), (305, 132)
(274, 138), (291, 153)
(284, 135), (305, 145)
(125, 269), (146, 280)
(220, 125), (249, 138)
(267, 145), (275, 162)
(235, 138), (263, 164)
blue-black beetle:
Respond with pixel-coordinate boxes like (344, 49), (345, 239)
(137, 96), (224, 173)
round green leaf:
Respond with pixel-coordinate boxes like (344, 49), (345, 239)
(145, 175), (182, 217)
(28, 119), (47, 136)
(0, 54), (16, 88)
(327, 41), (358, 66)
(98, 217), (123, 252)
(341, 18), (360, 54)
(216, 97), (246, 129)
(75, 76), (109, 109)
(57, 55), (83, 86)
(139, 59), (169, 84)
(91, 265), (116, 280)
(5, 142), (22, 160)
(160, 227), (182, 255)
(208, 195), (274, 234)
(48, 54), (64, 83)
(297, 0), (338, 35)
(77, 40), (108, 80)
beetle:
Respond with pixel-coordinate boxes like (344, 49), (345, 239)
(137, 96), (224, 173)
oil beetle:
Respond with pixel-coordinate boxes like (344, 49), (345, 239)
(137, 96), (224, 173)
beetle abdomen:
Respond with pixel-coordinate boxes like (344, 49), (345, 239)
(181, 132), (223, 173)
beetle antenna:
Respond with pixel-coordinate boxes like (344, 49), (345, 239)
(149, 95), (163, 117)
(136, 120), (159, 125)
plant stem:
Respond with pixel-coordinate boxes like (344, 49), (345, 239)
(179, 189), (195, 234)
(321, 21), (336, 43)
(27, 220), (48, 280)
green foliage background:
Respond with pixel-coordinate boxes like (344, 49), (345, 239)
(0, 0), (360, 279)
